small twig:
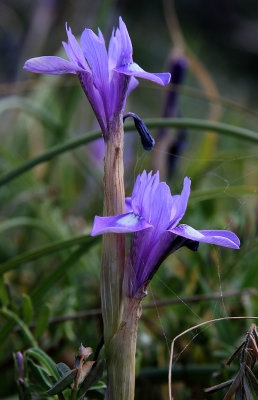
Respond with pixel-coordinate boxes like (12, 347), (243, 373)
(12, 288), (257, 332)
(143, 288), (257, 310)
(168, 316), (258, 400)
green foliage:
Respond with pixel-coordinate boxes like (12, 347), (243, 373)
(0, 3), (258, 399)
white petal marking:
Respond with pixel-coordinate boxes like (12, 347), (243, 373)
(116, 213), (140, 226)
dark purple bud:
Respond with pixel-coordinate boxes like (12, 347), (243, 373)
(123, 113), (155, 151)
(163, 56), (188, 118)
(16, 352), (24, 381)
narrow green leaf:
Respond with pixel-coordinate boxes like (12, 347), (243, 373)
(0, 235), (99, 275)
(34, 303), (51, 339)
(190, 186), (258, 202)
(0, 276), (9, 307)
(46, 368), (77, 395)
(0, 96), (61, 133)
(27, 358), (52, 391)
(22, 294), (33, 325)
(0, 307), (37, 347)
(31, 244), (94, 304)
(88, 381), (106, 391)
(0, 320), (15, 347)
(0, 217), (57, 240)
(26, 347), (59, 380)
(0, 117), (257, 187)
(0, 129), (101, 187)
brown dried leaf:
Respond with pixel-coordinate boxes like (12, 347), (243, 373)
(250, 335), (258, 359)
(223, 364), (245, 400)
(78, 361), (95, 384)
(204, 379), (233, 394)
(226, 342), (245, 366)
(245, 365), (258, 396)
(243, 376), (255, 400)
(78, 345), (93, 359)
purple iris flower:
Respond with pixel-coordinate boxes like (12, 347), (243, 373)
(23, 17), (171, 137)
(91, 171), (240, 297)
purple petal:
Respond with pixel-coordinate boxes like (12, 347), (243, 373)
(114, 62), (171, 86)
(91, 212), (152, 236)
(127, 77), (139, 96)
(125, 197), (133, 212)
(169, 177), (191, 228)
(63, 24), (89, 71)
(149, 182), (172, 232)
(23, 56), (78, 75)
(169, 224), (240, 249)
(78, 71), (106, 133)
(131, 170), (160, 217)
(108, 28), (119, 70)
(118, 17), (133, 64)
(80, 28), (109, 91)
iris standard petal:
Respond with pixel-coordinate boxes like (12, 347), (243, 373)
(114, 63), (171, 86)
(80, 28), (109, 91)
(64, 24), (89, 70)
(118, 16), (133, 64)
(108, 28), (119, 70)
(169, 176), (191, 228)
(91, 212), (153, 236)
(23, 56), (78, 74)
(169, 224), (240, 249)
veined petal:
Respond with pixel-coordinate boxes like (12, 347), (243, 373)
(63, 24), (89, 70)
(118, 16), (133, 64)
(199, 230), (240, 248)
(169, 176), (191, 228)
(23, 56), (78, 74)
(169, 224), (240, 249)
(77, 71), (106, 134)
(108, 28), (119, 70)
(91, 212), (152, 236)
(114, 62), (171, 86)
(80, 28), (109, 90)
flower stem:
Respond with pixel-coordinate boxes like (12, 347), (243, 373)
(107, 297), (141, 400)
(101, 115), (125, 340)
(101, 115), (140, 399)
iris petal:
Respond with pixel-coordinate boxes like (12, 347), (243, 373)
(80, 28), (109, 91)
(114, 62), (171, 86)
(91, 212), (152, 236)
(64, 24), (89, 70)
(23, 56), (78, 74)
(169, 224), (240, 249)
(169, 176), (191, 228)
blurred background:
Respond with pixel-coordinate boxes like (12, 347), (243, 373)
(0, 0), (257, 399)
